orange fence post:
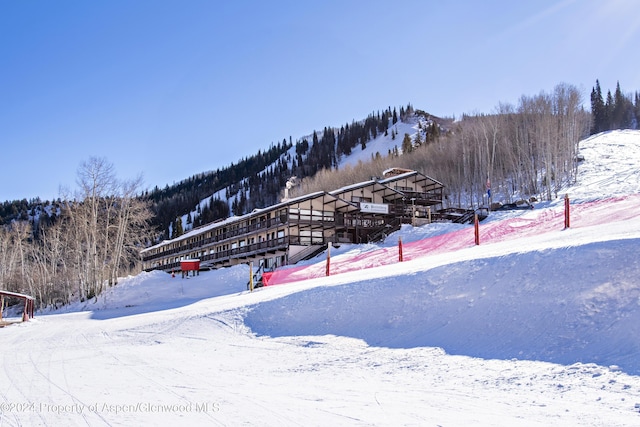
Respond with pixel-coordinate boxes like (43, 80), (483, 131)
(398, 236), (403, 262)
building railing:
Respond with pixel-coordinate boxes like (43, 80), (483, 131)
(142, 215), (288, 261)
(143, 230), (358, 272)
(142, 213), (346, 264)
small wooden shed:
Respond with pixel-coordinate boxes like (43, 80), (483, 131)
(0, 290), (35, 324)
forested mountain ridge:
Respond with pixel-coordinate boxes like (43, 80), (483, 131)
(2, 80), (639, 242)
(0, 105), (420, 235)
(144, 139), (293, 239)
(164, 80), (640, 241)
(151, 104), (446, 240)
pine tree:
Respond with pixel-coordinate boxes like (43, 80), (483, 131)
(402, 133), (413, 153)
(635, 92), (640, 128)
(612, 81), (627, 129)
(590, 88), (600, 133)
(173, 216), (184, 238)
(231, 196), (239, 216)
(605, 90), (614, 130)
(590, 80), (605, 134)
(413, 130), (423, 147)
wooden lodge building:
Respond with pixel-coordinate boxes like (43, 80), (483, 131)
(140, 168), (446, 273)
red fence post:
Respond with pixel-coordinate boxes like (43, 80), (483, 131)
(325, 242), (331, 276)
(474, 214), (480, 245)
(398, 236), (403, 262)
(564, 194), (570, 229)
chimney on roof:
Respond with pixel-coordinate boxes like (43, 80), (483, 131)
(281, 176), (297, 202)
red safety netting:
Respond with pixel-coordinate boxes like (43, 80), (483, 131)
(263, 194), (640, 287)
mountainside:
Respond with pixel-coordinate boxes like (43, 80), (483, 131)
(165, 84), (598, 241)
(157, 104), (442, 239)
(3, 130), (639, 426)
(5, 79), (640, 242)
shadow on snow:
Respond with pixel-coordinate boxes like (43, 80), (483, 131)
(244, 239), (640, 375)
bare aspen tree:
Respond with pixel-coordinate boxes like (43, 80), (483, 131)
(479, 114), (500, 206)
(38, 221), (71, 306)
(0, 228), (15, 290)
(75, 157), (118, 299)
(0, 155), (138, 307)
(58, 197), (90, 300)
(7, 222), (32, 295)
(109, 176), (152, 285)
(11, 221), (31, 282)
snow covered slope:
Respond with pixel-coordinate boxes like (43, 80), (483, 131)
(2, 130), (640, 426)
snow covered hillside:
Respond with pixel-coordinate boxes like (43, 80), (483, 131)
(181, 113), (425, 233)
(2, 130), (640, 426)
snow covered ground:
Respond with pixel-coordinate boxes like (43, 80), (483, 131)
(2, 130), (640, 426)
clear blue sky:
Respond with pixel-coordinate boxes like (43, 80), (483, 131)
(1, 0), (639, 202)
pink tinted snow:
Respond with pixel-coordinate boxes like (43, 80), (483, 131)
(266, 194), (640, 286)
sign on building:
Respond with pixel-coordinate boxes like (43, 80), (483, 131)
(360, 202), (389, 214)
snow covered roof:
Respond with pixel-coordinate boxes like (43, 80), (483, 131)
(377, 169), (444, 190)
(141, 190), (356, 253)
(0, 290), (35, 300)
